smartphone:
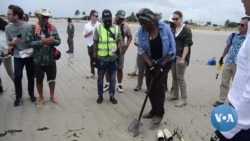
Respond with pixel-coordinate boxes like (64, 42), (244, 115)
(17, 34), (22, 39)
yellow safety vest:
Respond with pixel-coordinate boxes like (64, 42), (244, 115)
(97, 24), (119, 57)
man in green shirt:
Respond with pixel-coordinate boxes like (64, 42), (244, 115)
(27, 8), (61, 107)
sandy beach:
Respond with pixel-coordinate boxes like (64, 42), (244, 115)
(0, 19), (234, 141)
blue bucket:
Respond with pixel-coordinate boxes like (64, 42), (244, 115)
(207, 57), (216, 65)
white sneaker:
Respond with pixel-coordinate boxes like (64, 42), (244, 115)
(175, 99), (187, 107)
(117, 85), (124, 93)
(103, 84), (109, 92)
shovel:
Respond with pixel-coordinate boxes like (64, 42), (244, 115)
(128, 77), (154, 137)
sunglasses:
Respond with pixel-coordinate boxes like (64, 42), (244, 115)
(118, 18), (125, 21)
(172, 18), (179, 21)
(238, 23), (245, 27)
(42, 16), (49, 19)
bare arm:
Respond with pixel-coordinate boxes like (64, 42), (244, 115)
(7, 41), (15, 49)
(142, 53), (153, 67)
(134, 41), (139, 47)
(181, 46), (189, 60)
(84, 30), (93, 38)
(121, 25), (133, 54)
(7, 37), (20, 48)
(161, 54), (173, 66)
(93, 40), (98, 58)
(221, 45), (230, 58)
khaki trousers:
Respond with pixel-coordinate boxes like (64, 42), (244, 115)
(171, 56), (187, 99)
(136, 54), (145, 88)
(219, 62), (236, 102)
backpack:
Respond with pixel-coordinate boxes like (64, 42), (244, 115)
(34, 23), (61, 60)
(120, 23), (125, 40)
(229, 33), (235, 46)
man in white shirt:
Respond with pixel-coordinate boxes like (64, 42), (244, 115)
(217, 0), (250, 140)
(83, 10), (100, 78)
(0, 18), (14, 92)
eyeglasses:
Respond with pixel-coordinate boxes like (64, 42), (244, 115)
(172, 18), (179, 21)
(238, 23), (245, 27)
(42, 16), (49, 19)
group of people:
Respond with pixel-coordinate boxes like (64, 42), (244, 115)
(90, 4), (250, 140)
(87, 7), (193, 126)
(0, 2), (250, 140)
(1, 5), (193, 123)
(0, 4), (61, 107)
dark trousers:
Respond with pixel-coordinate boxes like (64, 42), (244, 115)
(145, 61), (172, 117)
(87, 46), (95, 75)
(67, 36), (74, 52)
(214, 129), (250, 141)
(14, 57), (34, 100)
(231, 129), (250, 141)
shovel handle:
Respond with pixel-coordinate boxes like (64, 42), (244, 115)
(137, 77), (155, 121)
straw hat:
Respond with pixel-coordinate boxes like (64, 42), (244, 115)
(34, 8), (52, 17)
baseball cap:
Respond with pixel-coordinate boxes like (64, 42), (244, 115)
(116, 10), (126, 19)
(102, 9), (112, 21)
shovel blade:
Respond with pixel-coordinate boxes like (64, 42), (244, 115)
(128, 119), (143, 137)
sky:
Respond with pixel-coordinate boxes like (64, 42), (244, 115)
(0, 0), (246, 25)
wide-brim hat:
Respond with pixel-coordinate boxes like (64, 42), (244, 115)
(34, 8), (52, 17)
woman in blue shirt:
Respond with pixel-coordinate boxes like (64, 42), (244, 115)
(136, 8), (176, 125)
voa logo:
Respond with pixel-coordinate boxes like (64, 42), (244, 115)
(214, 113), (235, 123)
(211, 104), (238, 131)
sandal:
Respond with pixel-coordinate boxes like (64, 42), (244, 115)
(50, 98), (60, 104)
(127, 72), (137, 76)
(36, 100), (44, 107)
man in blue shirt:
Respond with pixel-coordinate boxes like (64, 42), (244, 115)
(213, 17), (248, 107)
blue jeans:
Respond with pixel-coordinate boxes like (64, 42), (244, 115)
(97, 59), (117, 97)
(14, 57), (35, 99)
